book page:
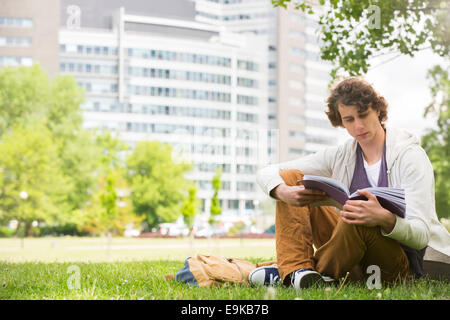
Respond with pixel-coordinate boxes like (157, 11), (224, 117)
(309, 198), (343, 210)
(302, 175), (349, 196)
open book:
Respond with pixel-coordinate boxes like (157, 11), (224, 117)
(298, 175), (406, 218)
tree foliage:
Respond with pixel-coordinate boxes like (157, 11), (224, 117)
(182, 185), (200, 230)
(209, 166), (222, 225)
(0, 64), (136, 234)
(421, 65), (449, 218)
(272, 0), (449, 79)
(0, 122), (70, 235)
(125, 141), (193, 229)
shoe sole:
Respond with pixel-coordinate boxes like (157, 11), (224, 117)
(298, 272), (323, 289)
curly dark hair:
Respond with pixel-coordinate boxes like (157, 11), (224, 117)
(325, 77), (388, 129)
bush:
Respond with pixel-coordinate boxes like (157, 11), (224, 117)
(227, 221), (246, 236)
(39, 223), (89, 237)
(0, 226), (15, 238)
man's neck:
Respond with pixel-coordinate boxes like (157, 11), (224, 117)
(359, 127), (386, 165)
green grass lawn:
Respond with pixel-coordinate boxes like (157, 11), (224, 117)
(0, 237), (448, 300)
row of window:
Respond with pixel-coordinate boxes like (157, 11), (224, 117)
(60, 44), (118, 56)
(195, 163), (231, 173)
(194, 163), (258, 175)
(237, 77), (258, 88)
(196, 180), (255, 192)
(0, 56), (32, 67)
(127, 48), (232, 68)
(125, 122), (231, 138)
(237, 60), (259, 72)
(289, 148), (314, 156)
(306, 116), (332, 128)
(164, 142), (257, 157)
(0, 17), (33, 28)
(86, 119), (263, 141)
(288, 30), (322, 44)
(61, 62), (118, 75)
(78, 81), (117, 94)
(61, 44), (261, 72)
(236, 146), (256, 157)
(197, 180), (231, 191)
(175, 144), (260, 159)
(237, 94), (258, 106)
(176, 143), (231, 156)
(237, 112), (258, 123)
(287, 115), (331, 129)
(0, 36), (32, 47)
(225, 199), (256, 210)
(62, 61), (259, 88)
(127, 85), (231, 102)
(127, 66), (232, 85)
(288, 98), (327, 112)
(236, 128), (258, 140)
(205, 0), (243, 4)
(196, 10), (274, 22)
(289, 13), (320, 28)
(289, 47), (322, 61)
(289, 131), (335, 145)
(83, 102), (233, 121)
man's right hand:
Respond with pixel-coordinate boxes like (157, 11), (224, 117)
(270, 183), (329, 207)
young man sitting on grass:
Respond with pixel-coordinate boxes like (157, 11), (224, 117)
(252, 77), (450, 290)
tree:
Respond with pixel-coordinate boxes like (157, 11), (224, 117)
(71, 168), (143, 236)
(272, 0), (449, 79)
(0, 64), (131, 232)
(0, 64), (96, 216)
(181, 185), (200, 232)
(0, 121), (70, 236)
(421, 65), (449, 218)
(209, 166), (222, 225)
(125, 141), (192, 229)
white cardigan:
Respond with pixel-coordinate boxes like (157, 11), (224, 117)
(256, 126), (450, 256)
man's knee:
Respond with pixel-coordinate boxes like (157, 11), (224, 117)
(279, 169), (304, 186)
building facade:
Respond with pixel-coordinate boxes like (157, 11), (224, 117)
(193, 0), (338, 162)
(0, 0), (59, 75)
(59, 1), (270, 222)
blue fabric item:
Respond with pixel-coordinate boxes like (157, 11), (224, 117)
(174, 257), (198, 286)
(349, 139), (425, 278)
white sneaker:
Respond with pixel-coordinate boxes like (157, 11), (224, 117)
(248, 266), (281, 286)
(291, 269), (324, 290)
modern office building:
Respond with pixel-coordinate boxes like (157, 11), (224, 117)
(58, 0), (270, 221)
(276, 3), (338, 161)
(193, 0), (338, 162)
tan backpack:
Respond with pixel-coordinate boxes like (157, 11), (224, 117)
(166, 254), (277, 287)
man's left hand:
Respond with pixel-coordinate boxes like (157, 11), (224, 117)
(340, 189), (395, 233)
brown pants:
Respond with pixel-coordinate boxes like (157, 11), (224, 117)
(276, 169), (411, 285)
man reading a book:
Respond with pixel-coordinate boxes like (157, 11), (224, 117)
(254, 77), (450, 290)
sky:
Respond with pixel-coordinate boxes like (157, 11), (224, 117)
(335, 48), (445, 145)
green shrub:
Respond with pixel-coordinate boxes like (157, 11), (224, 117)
(38, 223), (89, 237)
(0, 226), (15, 238)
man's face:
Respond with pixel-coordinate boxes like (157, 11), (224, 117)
(338, 104), (382, 143)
